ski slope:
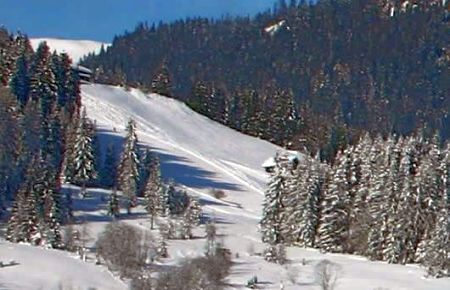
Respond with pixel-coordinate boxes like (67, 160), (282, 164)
(30, 38), (109, 63)
(80, 84), (450, 290)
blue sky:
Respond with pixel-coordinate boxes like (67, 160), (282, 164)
(1, 0), (278, 42)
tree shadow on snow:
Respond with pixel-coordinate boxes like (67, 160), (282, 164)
(96, 130), (242, 192)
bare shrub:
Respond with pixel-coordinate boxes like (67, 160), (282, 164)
(155, 247), (232, 290)
(130, 271), (154, 290)
(62, 225), (77, 252)
(209, 188), (226, 199)
(96, 222), (153, 278)
(264, 244), (287, 264)
(314, 260), (341, 290)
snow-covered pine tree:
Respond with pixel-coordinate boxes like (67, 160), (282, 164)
(347, 134), (372, 254)
(151, 62), (172, 96)
(383, 137), (417, 264)
(107, 187), (120, 218)
(317, 150), (351, 253)
(423, 202), (449, 277)
(10, 53), (30, 108)
(261, 154), (287, 245)
(62, 113), (80, 183)
(143, 171), (159, 229)
(280, 156), (308, 245)
(181, 197), (202, 239)
(6, 186), (27, 243)
(298, 159), (322, 247)
(72, 108), (96, 197)
(414, 137), (442, 262)
(43, 186), (63, 248)
(118, 119), (140, 214)
(366, 136), (391, 260)
(29, 42), (58, 119)
(282, 155), (321, 247)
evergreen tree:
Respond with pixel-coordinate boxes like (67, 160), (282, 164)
(29, 42), (57, 118)
(422, 190), (449, 277)
(118, 119), (140, 213)
(143, 168), (159, 229)
(181, 197), (202, 239)
(72, 108), (96, 197)
(366, 138), (391, 260)
(10, 53), (30, 108)
(260, 155), (287, 245)
(421, 144), (449, 277)
(151, 62), (172, 96)
(383, 138), (417, 264)
(317, 151), (351, 253)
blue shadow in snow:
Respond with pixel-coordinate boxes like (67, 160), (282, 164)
(96, 130), (242, 192)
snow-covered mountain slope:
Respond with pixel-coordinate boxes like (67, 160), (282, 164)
(1, 83), (448, 290)
(80, 84), (450, 290)
(82, 84), (279, 215)
(30, 38), (109, 63)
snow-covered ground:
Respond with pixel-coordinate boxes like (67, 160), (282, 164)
(81, 84), (449, 290)
(30, 38), (110, 63)
(1, 83), (449, 290)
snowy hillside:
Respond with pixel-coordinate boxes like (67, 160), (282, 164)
(0, 241), (125, 290)
(81, 84), (450, 290)
(30, 38), (109, 63)
(1, 83), (448, 290)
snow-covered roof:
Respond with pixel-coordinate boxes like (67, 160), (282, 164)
(262, 156), (276, 168)
(264, 20), (287, 36)
(72, 64), (93, 74)
(262, 150), (302, 168)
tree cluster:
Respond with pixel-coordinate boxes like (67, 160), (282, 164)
(261, 133), (449, 277)
(0, 29), (82, 248)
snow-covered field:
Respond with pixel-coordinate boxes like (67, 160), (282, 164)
(30, 38), (109, 63)
(1, 81), (449, 290)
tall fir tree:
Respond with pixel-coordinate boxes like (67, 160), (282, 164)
(181, 197), (202, 239)
(118, 119), (140, 213)
(72, 108), (97, 197)
(10, 53), (30, 108)
(317, 150), (351, 253)
(261, 154), (287, 245)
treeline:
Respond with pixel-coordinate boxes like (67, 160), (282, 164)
(261, 133), (449, 277)
(0, 28), (173, 248)
(81, 0), (449, 158)
(0, 28), (81, 247)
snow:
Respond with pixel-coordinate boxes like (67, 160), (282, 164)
(264, 20), (287, 36)
(0, 241), (125, 290)
(262, 156), (276, 169)
(80, 84), (449, 289)
(30, 38), (110, 63)
(1, 82), (449, 289)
